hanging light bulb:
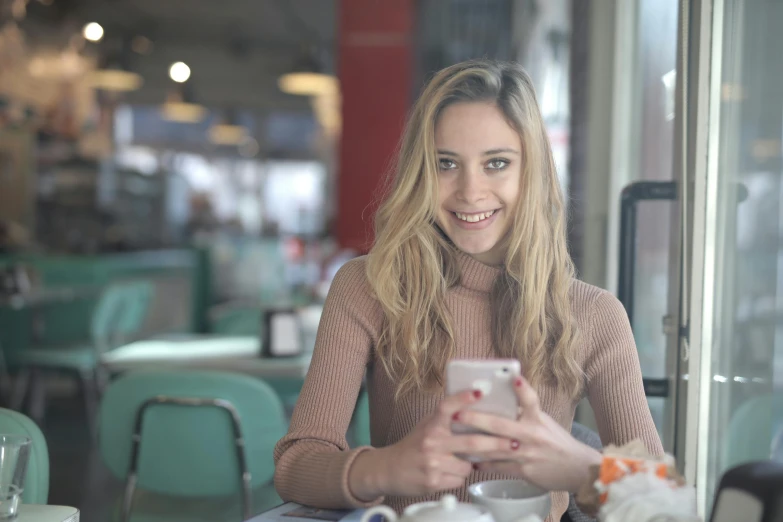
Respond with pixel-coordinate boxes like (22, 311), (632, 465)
(168, 61), (191, 83)
(83, 22), (104, 43)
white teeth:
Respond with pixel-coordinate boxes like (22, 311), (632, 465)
(455, 210), (495, 223)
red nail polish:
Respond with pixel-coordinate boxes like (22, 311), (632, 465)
(511, 439), (520, 450)
(452, 412), (460, 422)
(514, 377), (523, 387)
(473, 389), (482, 399)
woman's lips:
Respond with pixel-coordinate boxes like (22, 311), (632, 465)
(449, 209), (500, 230)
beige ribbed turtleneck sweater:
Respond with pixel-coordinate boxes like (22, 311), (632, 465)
(274, 253), (663, 521)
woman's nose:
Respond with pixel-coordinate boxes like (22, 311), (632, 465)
(456, 169), (487, 203)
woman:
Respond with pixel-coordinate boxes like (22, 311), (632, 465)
(273, 59), (662, 521)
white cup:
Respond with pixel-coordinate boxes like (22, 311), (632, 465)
(468, 479), (551, 522)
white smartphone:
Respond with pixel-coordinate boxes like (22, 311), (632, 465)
(445, 358), (521, 436)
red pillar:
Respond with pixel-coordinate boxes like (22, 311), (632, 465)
(335, 0), (414, 252)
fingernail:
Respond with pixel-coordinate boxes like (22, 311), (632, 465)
(473, 389), (482, 399)
(514, 377), (523, 387)
(452, 412), (460, 422)
(510, 439), (520, 450)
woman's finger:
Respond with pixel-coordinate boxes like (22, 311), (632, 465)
(432, 473), (472, 492)
(438, 454), (474, 478)
(441, 433), (515, 455)
(456, 410), (530, 440)
(514, 376), (542, 420)
(435, 389), (481, 427)
(475, 460), (524, 477)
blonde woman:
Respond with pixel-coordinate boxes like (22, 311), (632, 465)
(274, 60), (662, 521)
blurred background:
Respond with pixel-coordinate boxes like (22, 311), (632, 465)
(0, 0), (780, 520)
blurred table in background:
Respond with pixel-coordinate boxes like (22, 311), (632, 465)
(102, 335), (313, 413)
(101, 335), (311, 380)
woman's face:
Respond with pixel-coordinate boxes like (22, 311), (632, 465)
(434, 101), (522, 266)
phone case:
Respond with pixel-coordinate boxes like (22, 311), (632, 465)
(445, 358), (521, 436)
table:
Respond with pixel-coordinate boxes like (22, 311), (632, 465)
(101, 336), (312, 379)
(16, 505), (79, 522)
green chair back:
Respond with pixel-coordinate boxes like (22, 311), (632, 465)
(723, 393), (783, 469)
(98, 370), (286, 498)
(91, 280), (153, 353)
(352, 390), (371, 447)
(0, 408), (49, 504)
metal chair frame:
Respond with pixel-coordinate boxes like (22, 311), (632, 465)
(121, 395), (252, 522)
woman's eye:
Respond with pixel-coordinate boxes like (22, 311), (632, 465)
(438, 158), (457, 170)
(486, 159), (509, 170)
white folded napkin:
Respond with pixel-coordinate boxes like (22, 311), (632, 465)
(599, 471), (700, 522)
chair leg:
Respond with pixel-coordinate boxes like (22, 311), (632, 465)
(28, 369), (47, 427)
(9, 367), (30, 412)
(94, 366), (110, 396)
(78, 369), (99, 443)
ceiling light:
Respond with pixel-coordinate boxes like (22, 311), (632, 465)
(83, 22), (104, 42)
(279, 48), (338, 96)
(209, 124), (246, 146)
(209, 110), (247, 146)
(161, 83), (206, 123)
(89, 47), (143, 92)
(169, 62), (191, 83)
(162, 103), (206, 123)
(279, 72), (338, 96)
(89, 69), (142, 91)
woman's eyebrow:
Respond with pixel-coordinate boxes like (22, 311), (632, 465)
(437, 149), (459, 157)
(436, 148), (521, 156)
(483, 148), (520, 155)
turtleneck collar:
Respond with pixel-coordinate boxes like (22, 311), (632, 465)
(454, 250), (502, 293)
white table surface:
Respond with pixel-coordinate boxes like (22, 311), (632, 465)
(101, 336), (312, 379)
(17, 505), (79, 522)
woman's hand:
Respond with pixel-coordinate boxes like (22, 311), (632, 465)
(463, 377), (602, 493)
(348, 390), (514, 500)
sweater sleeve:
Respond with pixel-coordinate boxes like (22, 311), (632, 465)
(583, 291), (664, 456)
(273, 257), (385, 509)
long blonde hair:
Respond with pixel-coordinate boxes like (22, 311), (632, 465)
(366, 59), (581, 399)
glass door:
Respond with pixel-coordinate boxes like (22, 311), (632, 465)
(614, 0), (682, 453)
(684, 0), (783, 514)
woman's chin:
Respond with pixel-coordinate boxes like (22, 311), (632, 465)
(453, 242), (502, 263)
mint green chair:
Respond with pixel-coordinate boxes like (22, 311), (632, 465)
(11, 280), (153, 432)
(723, 393), (783, 469)
(99, 370), (286, 522)
(352, 389), (371, 447)
(0, 408), (49, 504)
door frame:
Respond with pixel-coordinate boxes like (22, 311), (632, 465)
(677, 0), (737, 515)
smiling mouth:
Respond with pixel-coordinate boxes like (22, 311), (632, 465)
(452, 210), (497, 223)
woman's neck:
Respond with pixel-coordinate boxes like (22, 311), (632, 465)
(454, 250), (502, 293)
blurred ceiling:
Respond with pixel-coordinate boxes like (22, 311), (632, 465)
(19, 0), (336, 114)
